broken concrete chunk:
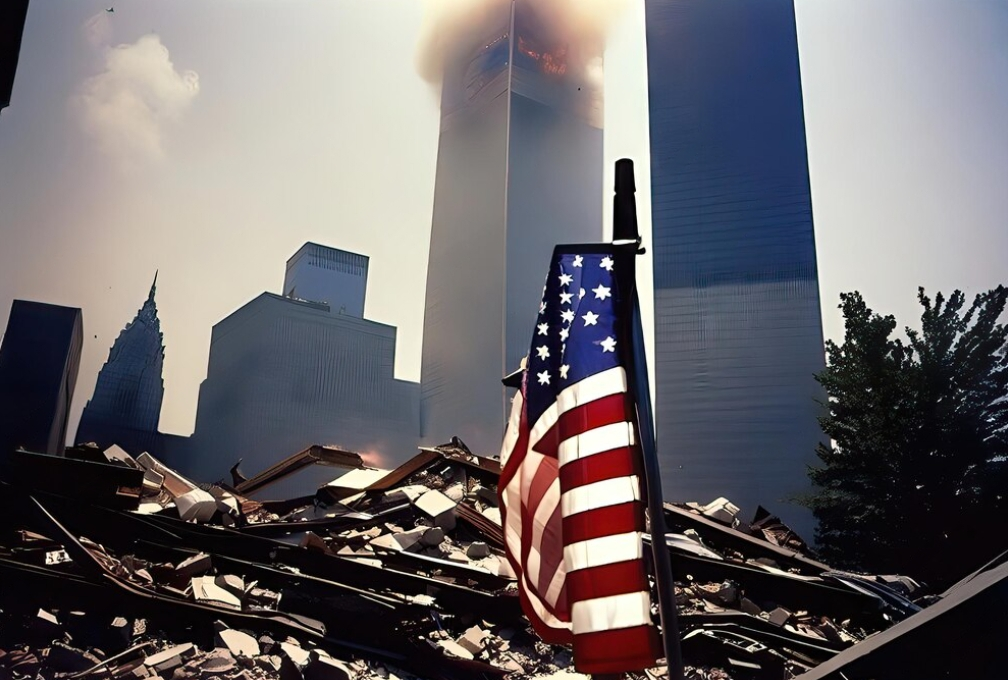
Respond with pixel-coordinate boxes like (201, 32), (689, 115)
(466, 542), (490, 559)
(456, 626), (490, 655)
(175, 553), (212, 579)
(415, 489), (457, 531)
(482, 506), (502, 527)
(420, 527), (445, 547)
(192, 576), (242, 609)
(472, 485), (498, 506)
(768, 606), (793, 627)
(208, 487), (240, 516)
(436, 639), (474, 660)
(176, 489), (217, 522)
(136, 452), (198, 498)
(700, 497), (741, 525)
(279, 642), (311, 668)
(214, 574), (244, 596)
(144, 644), (195, 673)
(397, 484), (430, 503)
(443, 483), (466, 502)
(104, 444), (141, 468)
(216, 629), (260, 658)
(369, 527), (425, 553)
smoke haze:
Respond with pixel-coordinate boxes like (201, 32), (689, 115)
(415, 0), (627, 87)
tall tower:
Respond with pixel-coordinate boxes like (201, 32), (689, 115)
(644, 0), (826, 530)
(420, 0), (604, 455)
(76, 274), (165, 448)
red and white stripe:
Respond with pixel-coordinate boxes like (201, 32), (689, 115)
(499, 366), (662, 674)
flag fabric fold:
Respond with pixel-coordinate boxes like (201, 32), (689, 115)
(498, 245), (662, 674)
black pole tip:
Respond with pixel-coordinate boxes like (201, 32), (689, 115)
(615, 158), (636, 194)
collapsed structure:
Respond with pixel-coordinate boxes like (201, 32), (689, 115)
(1, 436), (1002, 680)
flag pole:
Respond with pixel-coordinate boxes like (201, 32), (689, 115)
(612, 158), (684, 680)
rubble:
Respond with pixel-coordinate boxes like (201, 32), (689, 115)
(0, 437), (997, 680)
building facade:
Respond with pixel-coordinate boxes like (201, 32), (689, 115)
(283, 242), (368, 317)
(420, 0), (605, 455)
(76, 275), (165, 452)
(186, 244), (419, 496)
(0, 300), (83, 455)
(644, 0), (826, 529)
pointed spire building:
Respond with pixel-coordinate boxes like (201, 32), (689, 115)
(76, 274), (166, 449)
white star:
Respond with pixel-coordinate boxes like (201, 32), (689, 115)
(579, 288), (586, 299)
(559, 273), (574, 287)
(537, 322), (549, 336)
(539, 300), (546, 313)
(559, 326), (569, 341)
(559, 364), (570, 379)
(572, 255), (583, 268)
(600, 336), (616, 353)
(592, 284), (611, 301)
(582, 311), (599, 326)
(559, 291), (573, 305)
(536, 345), (550, 360)
(537, 370), (551, 385)
(600, 256), (614, 271)
(560, 309), (575, 324)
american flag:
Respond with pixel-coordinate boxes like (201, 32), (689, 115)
(498, 245), (662, 674)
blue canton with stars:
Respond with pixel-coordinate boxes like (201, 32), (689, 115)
(524, 247), (626, 427)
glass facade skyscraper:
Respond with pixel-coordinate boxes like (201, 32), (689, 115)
(76, 275), (165, 450)
(645, 0), (826, 529)
(421, 0), (604, 456)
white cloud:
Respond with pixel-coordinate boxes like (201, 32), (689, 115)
(74, 34), (199, 165)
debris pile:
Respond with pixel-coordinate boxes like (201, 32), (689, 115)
(0, 437), (1001, 679)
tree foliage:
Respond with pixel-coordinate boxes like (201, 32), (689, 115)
(803, 286), (1008, 589)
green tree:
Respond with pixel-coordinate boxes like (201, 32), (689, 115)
(803, 287), (1008, 589)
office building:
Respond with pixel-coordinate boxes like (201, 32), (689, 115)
(644, 0), (826, 528)
(186, 244), (419, 496)
(420, 0), (605, 455)
(283, 242), (368, 318)
(76, 274), (166, 454)
(0, 300), (83, 455)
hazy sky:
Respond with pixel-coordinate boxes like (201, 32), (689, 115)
(0, 1), (1005, 439)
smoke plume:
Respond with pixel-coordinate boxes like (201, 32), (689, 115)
(73, 31), (199, 166)
(415, 0), (627, 87)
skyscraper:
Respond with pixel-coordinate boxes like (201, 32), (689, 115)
(0, 300), (83, 455)
(76, 275), (166, 453)
(187, 244), (419, 496)
(644, 0), (826, 528)
(421, 0), (604, 455)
